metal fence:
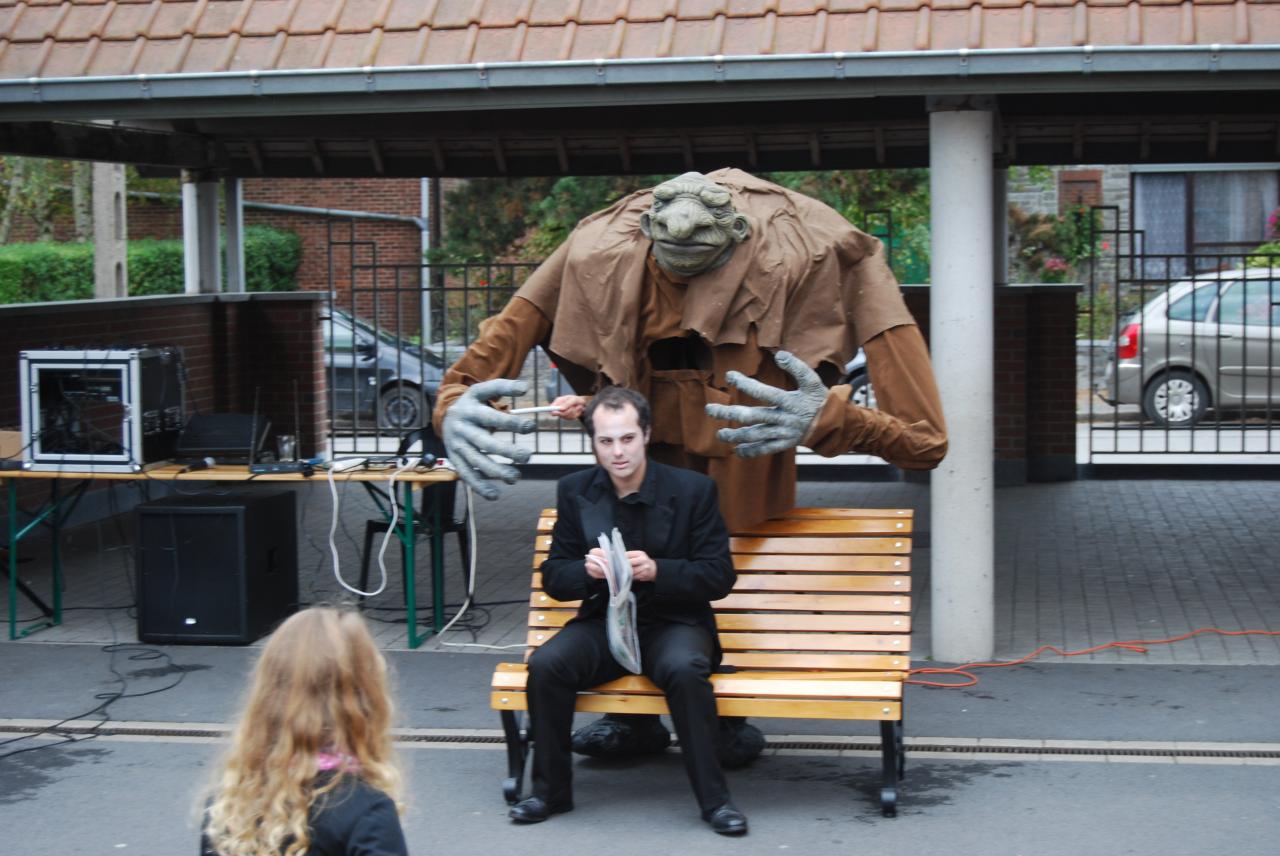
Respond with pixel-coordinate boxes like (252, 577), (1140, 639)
(1082, 206), (1280, 461)
(324, 219), (587, 457)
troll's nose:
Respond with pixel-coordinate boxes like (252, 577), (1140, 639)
(658, 198), (715, 239)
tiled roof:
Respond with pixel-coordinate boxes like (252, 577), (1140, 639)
(0, 0), (1277, 80)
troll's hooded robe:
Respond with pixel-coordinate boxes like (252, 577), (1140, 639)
(434, 169), (946, 530)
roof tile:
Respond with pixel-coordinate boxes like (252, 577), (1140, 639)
(527, 0), (574, 27)
(370, 27), (421, 63)
(273, 31), (322, 66)
(242, 0), (294, 36)
(779, 0), (821, 14)
(182, 31), (232, 70)
(928, 8), (968, 49)
(336, 0), (389, 32)
(677, 0), (728, 19)
(1252, 4), (1280, 44)
(38, 39), (91, 76)
(147, 1), (193, 39)
(131, 36), (182, 72)
(384, 0), (438, 30)
(470, 21), (514, 58)
(668, 14), (714, 53)
(821, 9), (865, 51)
(223, 30), (282, 67)
(83, 35), (136, 73)
(197, 0), (249, 37)
(562, 20), (613, 57)
(288, 0), (335, 35)
(8, 1), (60, 40)
(1087, 6), (1132, 44)
(774, 13), (817, 52)
(578, 0), (621, 26)
(476, 0), (533, 28)
(618, 18), (663, 55)
(978, 6), (1020, 48)
(628, 0), (676, 23)
(1194, 4), (1239, 42)
(518, 22), (561, 57)
(53, 3), (107, 40)
(323, 30), (373, 65)
(719, 15), (765, 54)
(0, 40), (47, 76)
(100, 1), (159, 40)
(429, 0), (478, 29)
(419, 23), (469, 62)
(873, 9), (920, 50)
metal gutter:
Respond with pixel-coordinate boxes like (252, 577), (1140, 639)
(0, 46), (1277, 119)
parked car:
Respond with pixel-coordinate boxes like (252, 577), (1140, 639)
(322, 308), (446, 430)
(1099, 269), (1280, 427)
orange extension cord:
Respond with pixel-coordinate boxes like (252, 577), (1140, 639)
(906, 627), (1280, 688)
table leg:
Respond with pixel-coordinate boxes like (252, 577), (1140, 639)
(7, 479), (17, 641)
(402, 480), (419, 649)
(430, 487), (445, 636)
(49, 479), (62, 624)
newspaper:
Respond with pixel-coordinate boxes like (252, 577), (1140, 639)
(595, 528), (642, 674)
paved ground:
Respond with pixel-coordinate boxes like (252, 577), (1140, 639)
(3, 474), (1280, 854)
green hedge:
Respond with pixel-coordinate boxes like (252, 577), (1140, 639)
(0, 226), (302, 304)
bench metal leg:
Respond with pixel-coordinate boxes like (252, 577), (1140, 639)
(879, 719), (903, 817)
(500, 710), (529, 805)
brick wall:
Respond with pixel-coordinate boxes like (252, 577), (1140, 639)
(903, 284), (1078, 483)
(0, 293), (326, 514)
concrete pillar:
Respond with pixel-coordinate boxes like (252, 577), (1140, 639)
(928, 104), (995, 663)
(993, 162), (1009, 286)
(224, 178), (245, 293)
(181, 171), (221, 294)
(92, 162), (128, 298)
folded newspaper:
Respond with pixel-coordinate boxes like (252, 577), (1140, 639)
(596, 528), (642, 674)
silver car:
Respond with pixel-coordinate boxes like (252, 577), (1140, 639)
(1099, 268), (1280, 427)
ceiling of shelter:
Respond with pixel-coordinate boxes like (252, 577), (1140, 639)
(0, 0), (1277, 177)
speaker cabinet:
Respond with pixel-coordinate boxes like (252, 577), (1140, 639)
(136, 491), (298, 644)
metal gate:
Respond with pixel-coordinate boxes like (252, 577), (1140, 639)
(323, 219), (588, 458)
(1082, 206), (1280, 462)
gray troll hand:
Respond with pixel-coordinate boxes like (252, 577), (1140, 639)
(442, 379), (536, 500)
(705, 351), (828, 458)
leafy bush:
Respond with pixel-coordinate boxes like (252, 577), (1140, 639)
(0, 226), (301, 304)
(1244, 241), (1280, 270)
(0, 241), (93, 303)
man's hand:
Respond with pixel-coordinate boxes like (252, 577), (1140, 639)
(626, 550), (657, 583)
(705, 350), (828, 459)
(585, 547), (610, 580)
(551, 395), (586, 421)
(441, 379), (536, 500)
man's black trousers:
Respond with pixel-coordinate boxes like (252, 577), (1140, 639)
(525, 617), (730, 815)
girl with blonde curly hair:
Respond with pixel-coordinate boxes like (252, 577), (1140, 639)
(201, 607), (408, 855)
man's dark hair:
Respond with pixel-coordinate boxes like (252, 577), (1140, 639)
(583, 386), (652, 437)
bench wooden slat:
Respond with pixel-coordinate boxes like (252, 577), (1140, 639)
(531, 592), (911, 613)
(533, 535), (912, 555)
(527, 611), (910, 633)
(722, 652), (910, 671)
(733, 518), (913, 536)
(493, 670), (901, 700)
(525, 628), (910, 652)
(492, 691), (901, 721)
(533, 554), (912, 573)
(531, 572), (911, 594)
(540, 507), (914, 521)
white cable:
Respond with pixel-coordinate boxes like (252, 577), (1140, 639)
(327, 459), (416, 598)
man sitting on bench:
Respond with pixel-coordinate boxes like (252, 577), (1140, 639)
(509, 386), (747, 836)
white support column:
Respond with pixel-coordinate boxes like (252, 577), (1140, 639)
(224, 178), (245, 293)
(993, 162), (1009, 286)
(181, 170), (222, 294)
(92, 162), (128, 298)
(929, 104), (996, 663)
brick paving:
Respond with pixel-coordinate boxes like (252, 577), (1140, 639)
(4, 475), (1279, 666)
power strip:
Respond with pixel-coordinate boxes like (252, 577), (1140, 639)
(249, 461), (313, 475)
(330, 457), (367, 472)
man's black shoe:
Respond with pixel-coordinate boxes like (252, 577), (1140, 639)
(508, 797), (573, 824)
(704, 804), (749, 836)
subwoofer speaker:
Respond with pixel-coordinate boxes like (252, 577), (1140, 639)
(136, 491), (298, 644)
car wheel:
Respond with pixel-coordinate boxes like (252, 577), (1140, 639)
(378, 385), (426, 429)
(846, 371), (877, 410)
(1142, 371), (1208, 428)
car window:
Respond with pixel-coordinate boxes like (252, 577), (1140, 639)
(1166, 283), (1219, 322)
(326, 319), (356, 353)
(1217, 280), (1278, 327)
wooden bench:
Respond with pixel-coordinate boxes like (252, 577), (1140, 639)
(491, 507), (913, 816)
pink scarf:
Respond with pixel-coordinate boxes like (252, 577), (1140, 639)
(316, 749), (360, 773)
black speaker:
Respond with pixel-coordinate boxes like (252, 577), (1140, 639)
(136, 491), (298, 644)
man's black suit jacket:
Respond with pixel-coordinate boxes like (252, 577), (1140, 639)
(540, 459), (736, 665)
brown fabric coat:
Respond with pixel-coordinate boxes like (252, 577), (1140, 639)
(433, 170), (946, 530)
